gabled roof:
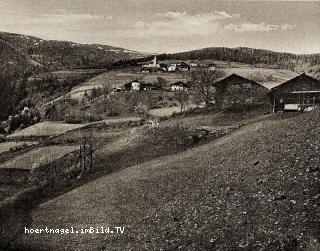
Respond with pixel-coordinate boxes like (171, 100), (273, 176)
(177, 62), (190, 68)
(271, 73), (320, 91)
(214, 73), (268, 90)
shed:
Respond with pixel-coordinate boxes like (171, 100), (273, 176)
(269, 73), (320, 112)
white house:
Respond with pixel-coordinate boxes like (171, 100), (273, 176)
(171, 82), (189, 91)
(209, 64), (216, 71)
(190, 61), (199, 67)
(131, 81), (141, 91)
(168, 64), (177, 72)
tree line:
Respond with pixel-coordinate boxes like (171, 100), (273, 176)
(157, 47), (320, 70)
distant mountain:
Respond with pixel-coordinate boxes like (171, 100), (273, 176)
(0, 38), (31, 79)
(157, 47), (320, 71)
(0, 31), (148, 77)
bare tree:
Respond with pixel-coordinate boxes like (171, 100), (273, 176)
(102, 83), (113, 114)
(191, 68), (225, 109)
(174, 89), (190, 112)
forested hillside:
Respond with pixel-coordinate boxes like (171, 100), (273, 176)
(0, 32), (147, 77)
(158, 47), (320, 71)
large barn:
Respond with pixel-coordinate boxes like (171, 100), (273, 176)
(214, 74), (269, 110)
(269, 73), (320, 112)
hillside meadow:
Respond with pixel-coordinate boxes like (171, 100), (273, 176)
(13, 109), (320, 251)
(0, 145), (79, 170)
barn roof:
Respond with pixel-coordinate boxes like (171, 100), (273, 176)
(214, 74), (268, 90)
(271, 73), (320, 91)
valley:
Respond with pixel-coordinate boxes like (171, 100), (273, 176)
(0, 30), (320, 251)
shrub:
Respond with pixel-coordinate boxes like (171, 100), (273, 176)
(29, 156), (55, 185)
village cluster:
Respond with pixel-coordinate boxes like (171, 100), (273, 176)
(111, 56), (215, 93)
(108, 56), (320, 113)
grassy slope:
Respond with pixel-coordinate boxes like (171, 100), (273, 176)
(0, 145), (79, 170)
(7, 122), (88, 138)
(15, 110), (320, 251)
(0, 141), (37, 154)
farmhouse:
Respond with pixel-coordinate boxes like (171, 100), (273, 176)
(171, 81), (190, 91)
(214, 74), (269, 110)
(168, 64), (177, 72)
(208, 63), (217, 71)
(123, 80), (141, 91)
(123, 81), (162, 92)
(142, 83), (161, 91)
(141, 67), (151, 73)
(177, 62), (190, 71)
(190, 61), (199, 67)
(269, 73), (320, 112)
(159, 63), (168, 71)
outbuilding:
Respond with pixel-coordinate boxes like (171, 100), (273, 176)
(269, 73), (320, 112)
(213, 74), (269, 110)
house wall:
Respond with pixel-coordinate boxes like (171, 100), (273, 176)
(132, 82), (141, 91)
(168, 65), (177, 72)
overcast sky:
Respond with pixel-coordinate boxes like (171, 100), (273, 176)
(1, 0), (319, 54)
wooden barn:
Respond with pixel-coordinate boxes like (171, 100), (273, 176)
(269, 73), (320, 112)
(214, 74), (269, 110)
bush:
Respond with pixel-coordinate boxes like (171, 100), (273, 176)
(29, 156), (55, 185)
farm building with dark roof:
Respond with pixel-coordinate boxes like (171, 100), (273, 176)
(214, 74), (269, 110)
(269, 73), (320, 112)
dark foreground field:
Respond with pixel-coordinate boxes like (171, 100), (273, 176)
(12, 110), (320, 251)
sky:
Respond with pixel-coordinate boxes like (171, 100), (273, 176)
(0, 0), (319, 54)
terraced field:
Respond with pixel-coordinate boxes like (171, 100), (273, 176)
(7, 122), (88, 139)
(0, 145), (79, 170)
(0, 141), (38, 154)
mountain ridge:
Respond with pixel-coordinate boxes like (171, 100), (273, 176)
(157, 46), (320, 71)
(0, 31), (148, 77)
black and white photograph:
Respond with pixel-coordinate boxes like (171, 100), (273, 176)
(0, 0), (319, 250)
